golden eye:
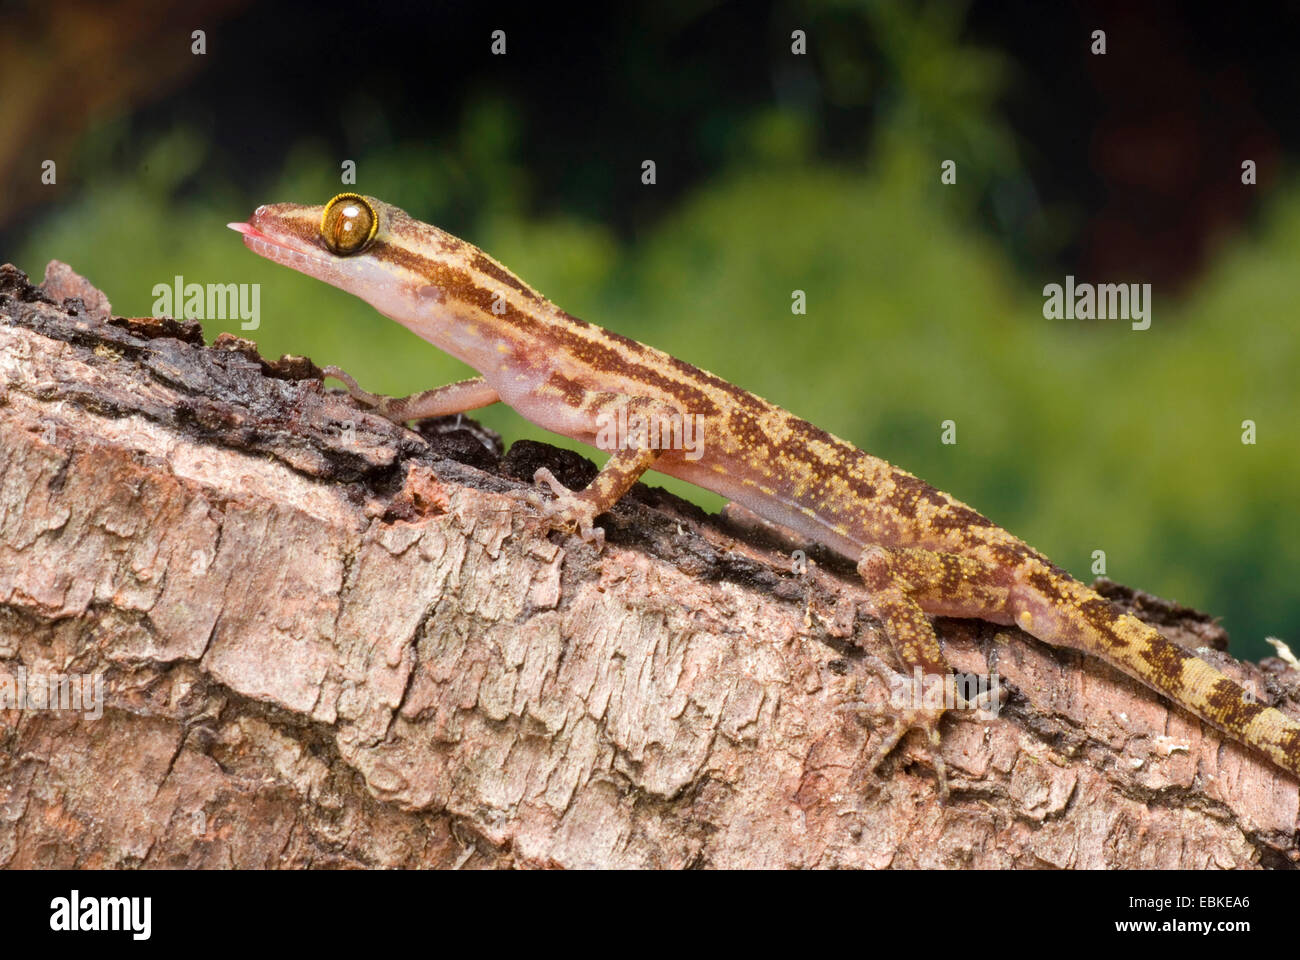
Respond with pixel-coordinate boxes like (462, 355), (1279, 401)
(320, 193), (378, 255)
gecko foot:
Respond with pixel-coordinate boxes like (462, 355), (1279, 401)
(837, 655), (958, 800)
(531, 468), (606, 548)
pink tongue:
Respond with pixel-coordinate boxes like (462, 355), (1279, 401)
(226, 221), (254, 234)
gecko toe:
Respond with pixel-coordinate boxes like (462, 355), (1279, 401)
(532, 467), (568, 498)
(838, 667), (953, 800)
(530, 469), (606, 547)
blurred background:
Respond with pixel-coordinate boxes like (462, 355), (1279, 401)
(2, 0), (1297, 658)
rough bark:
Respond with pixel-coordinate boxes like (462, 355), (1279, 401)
(0, 261), (1297, 869)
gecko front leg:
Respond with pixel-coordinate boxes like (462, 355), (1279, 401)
(322, 367), (500, 421)
(848, 546), (1015, 798)
(531, 394), (679, 547)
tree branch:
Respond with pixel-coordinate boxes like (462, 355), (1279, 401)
(1, 261), (1296, 868)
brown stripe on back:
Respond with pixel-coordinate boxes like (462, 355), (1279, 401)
(777, 423), (887, 499)
(1041, 559), (1073, 580)
(784, 416), (860, 460)
(835, 464), (878, 501)
(470, 252), (543, 303)
(371, 239), (443, 278)
(781, 437), (864, 498)
(985, 540), (1046, 568)
(892, 473), (953, 512)
(928, 503), (999, 533)
(725, 408), (778, 459)
(546, 326), (722, 416)
(885, 472), (959, 522)
(453, 278), (541, 330)
(597, 326), (646, 352)
(371, 241), (543, 333)
(663, 355), (768, 414)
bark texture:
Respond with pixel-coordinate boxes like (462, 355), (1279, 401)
(1, 261), (1297, 869)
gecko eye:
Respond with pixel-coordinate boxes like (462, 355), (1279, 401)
(320, 193), (378, 255)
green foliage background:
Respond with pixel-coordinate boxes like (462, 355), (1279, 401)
(15, 5), (1298, 659)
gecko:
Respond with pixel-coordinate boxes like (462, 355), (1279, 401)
(229, 192), (1300, 792)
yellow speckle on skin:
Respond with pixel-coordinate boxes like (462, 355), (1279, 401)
(496, 343), (509, 353)
(1018, 611), (1034, 631)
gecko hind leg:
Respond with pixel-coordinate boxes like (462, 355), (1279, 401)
(845, 546), (1014, 799)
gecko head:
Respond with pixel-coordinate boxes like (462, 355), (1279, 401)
(228, 194), (478, 332)
(228, 194), (391, 279)
(229, 194), (527, 354)
(228, 194), (444, 308)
